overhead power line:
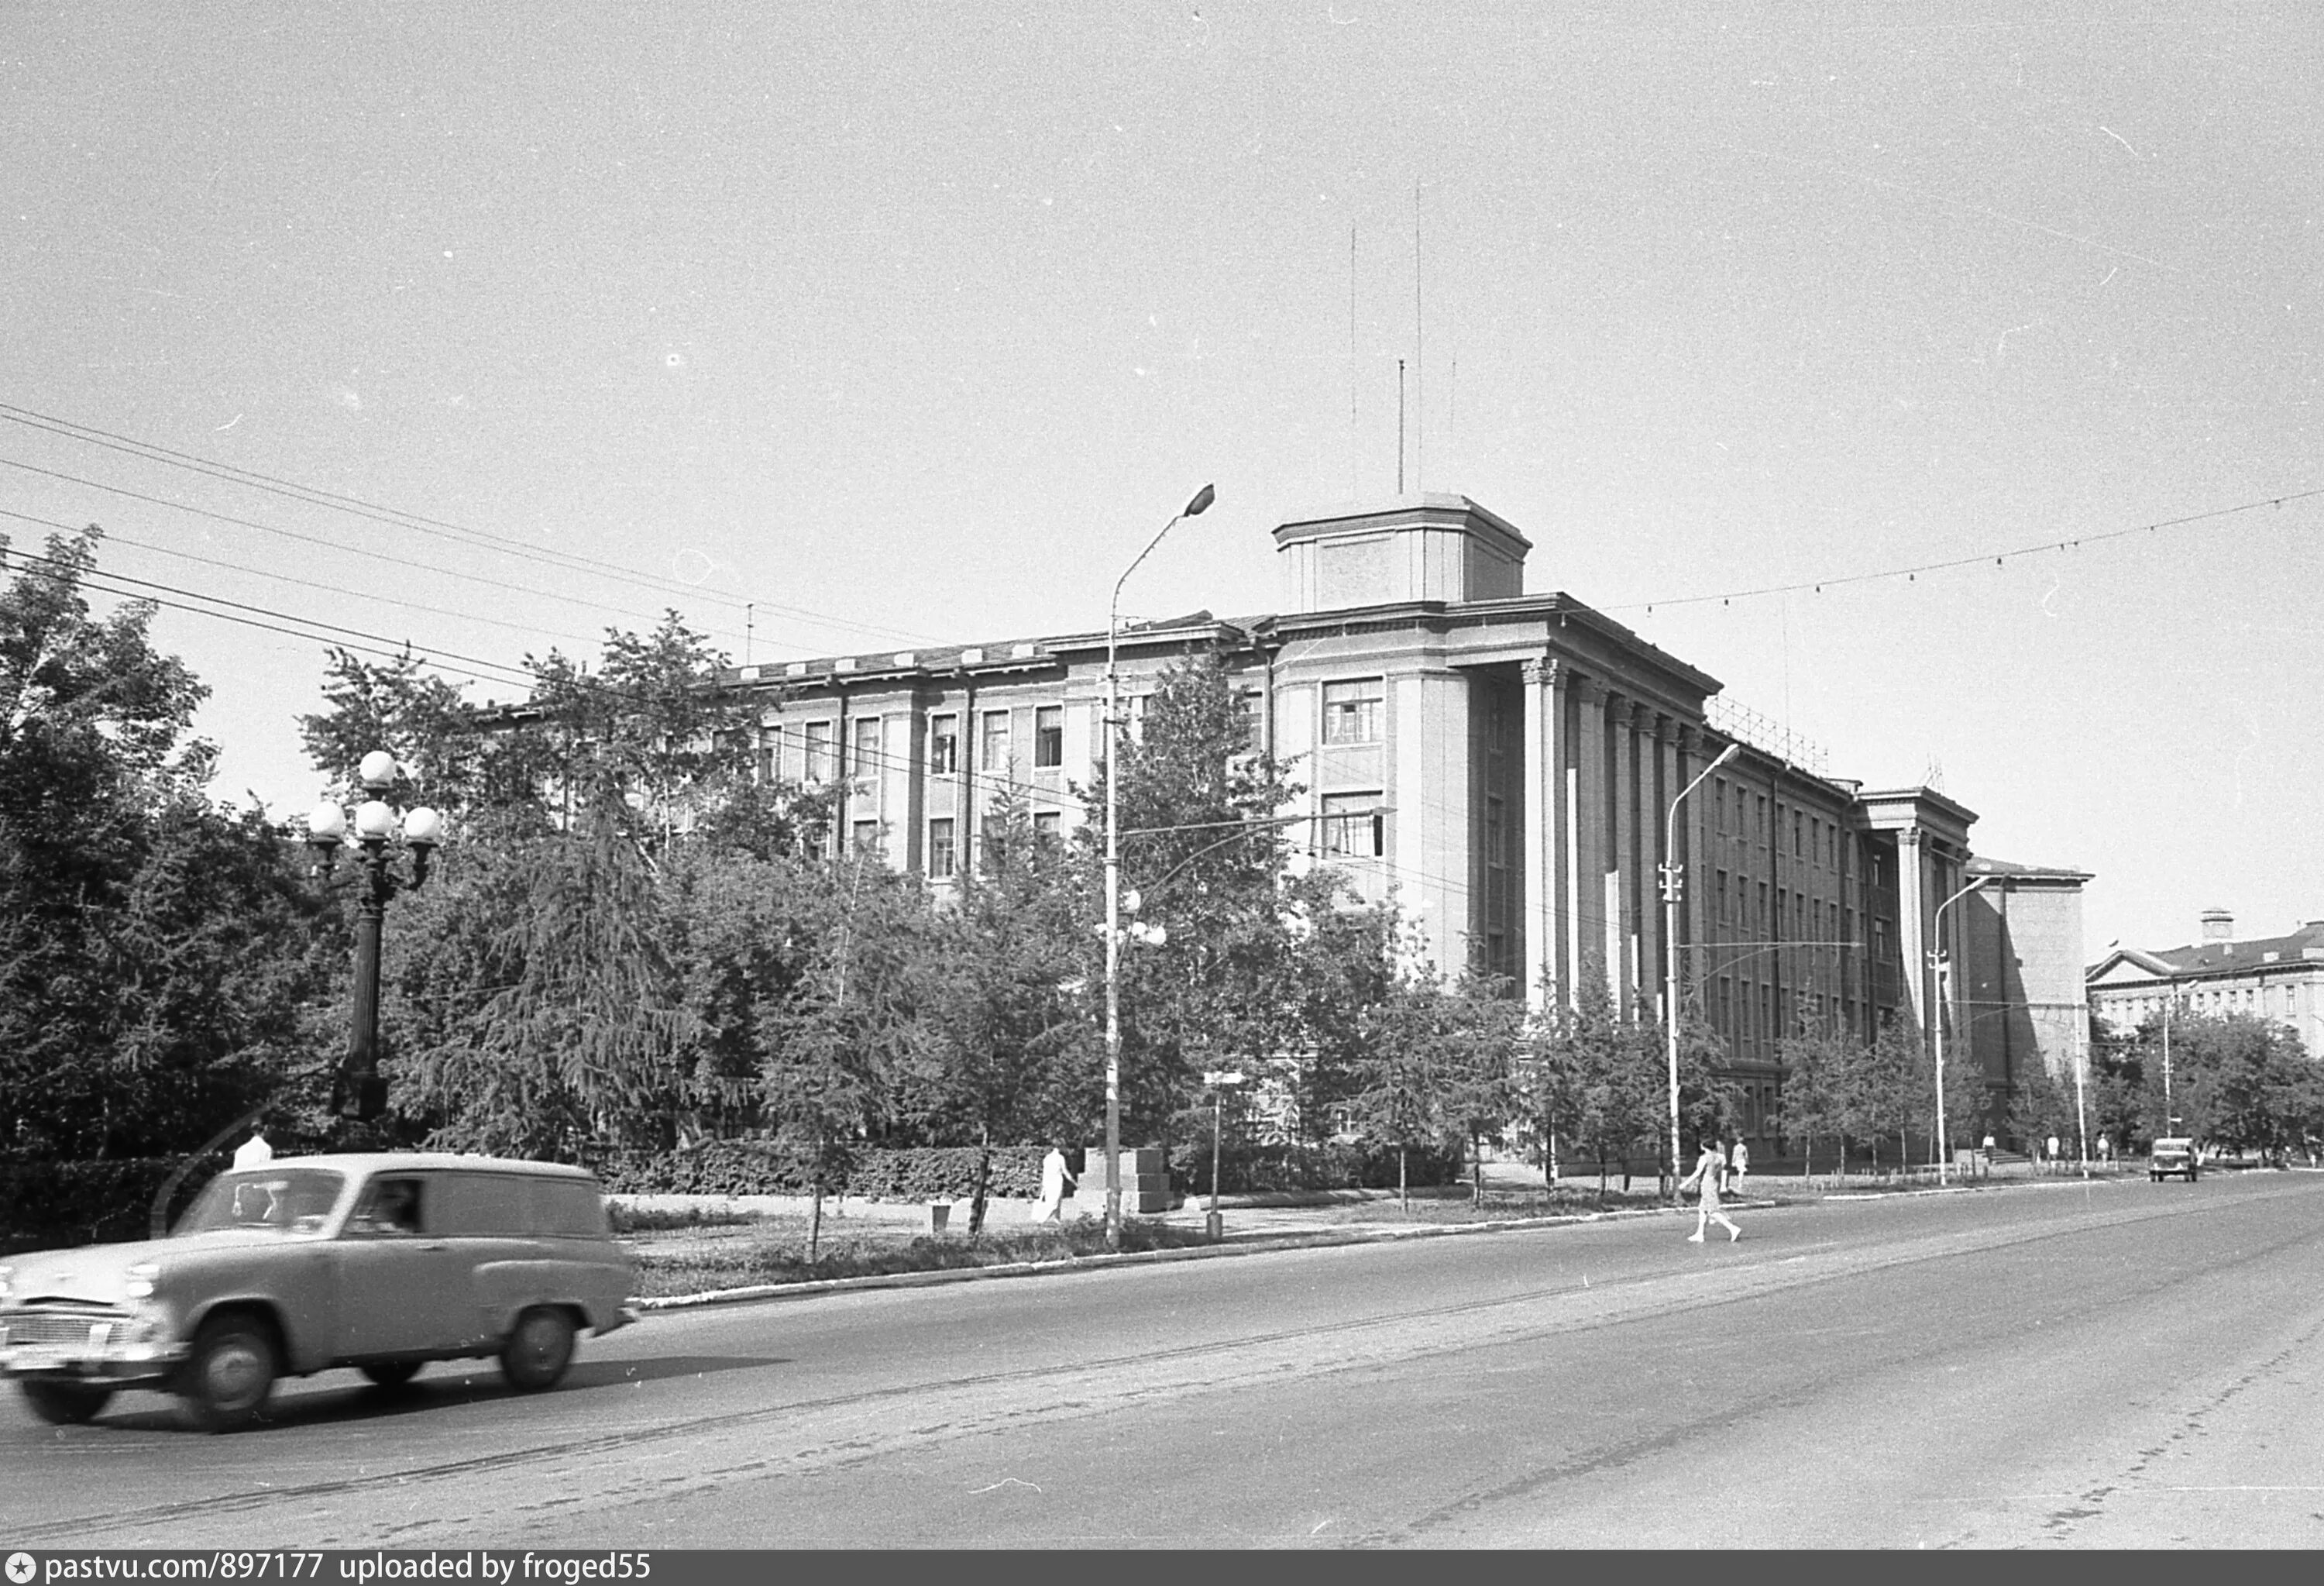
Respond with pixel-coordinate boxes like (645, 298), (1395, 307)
(0, 401), (948, 651)
(1618, 488), (2323, 615)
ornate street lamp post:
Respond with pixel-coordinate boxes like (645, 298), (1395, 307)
(308, 749), (444, 1123)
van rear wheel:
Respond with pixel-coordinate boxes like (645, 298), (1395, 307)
(500, 1307), (576, 1392)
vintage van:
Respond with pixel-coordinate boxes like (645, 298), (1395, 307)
(0, 1153), (637, 1431)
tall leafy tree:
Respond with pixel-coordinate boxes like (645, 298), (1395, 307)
(1532, 959), (1662, 1192)
(1776, 1011), (1860, 1180)
(908, 790), (1093, 1232)
(756, 853), (931, 1254)
(1080, 652), (1305, 1152)
(2, 528), (325, 1158)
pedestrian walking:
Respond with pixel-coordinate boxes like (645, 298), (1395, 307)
(1728, 1138), (1750, 1199)
(1031, 1144), (1077, 1224)
(2046, 1134), (2061, 1171)
(1681, 1135), (1741, 1244)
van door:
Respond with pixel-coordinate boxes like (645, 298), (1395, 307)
(333, 1173), (472, 1360)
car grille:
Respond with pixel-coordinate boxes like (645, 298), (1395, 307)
(2, 1310), (126, 1349)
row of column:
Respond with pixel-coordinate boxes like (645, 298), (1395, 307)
(1520, 657), (1707, 1021)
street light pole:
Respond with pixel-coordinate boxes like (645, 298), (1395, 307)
(1662, 741), (1739, 1201)
(308, 749), (444, 1123)
(1104, 483), (1215, 1251)
(1929, 873), (1990, 1185)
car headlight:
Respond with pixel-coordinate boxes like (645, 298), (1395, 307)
(0, 1264), (12, 1301)
(124, 1262), (160, 1300)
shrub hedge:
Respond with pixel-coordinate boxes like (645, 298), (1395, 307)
(591, 1142), (1052, 1201)
(1166, 1137), (1463, 1195)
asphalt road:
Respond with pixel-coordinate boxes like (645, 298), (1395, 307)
(5, 1171), (2322, 1549)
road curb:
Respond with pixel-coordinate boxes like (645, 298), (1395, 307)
(632, 1202), (1693, 1312)
(631, 1171), (2156, 1311)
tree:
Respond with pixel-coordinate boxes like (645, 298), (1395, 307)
(1857, 1011), (1925, 1171)
(1532, 960), (1661, 1193)
(1349, 953), (1461, 1211)
(385, 815), (697, 1158)
(1438, 971), (1526, 1206)
(909, 790), (1094, 1233)
(298, 611), (842, 1157)
(2, 527), (327, 1159)
(757, 852), (931, 1256)
(1080, 652), (1306, 1154)
(1776, 1012), (1860, 1181)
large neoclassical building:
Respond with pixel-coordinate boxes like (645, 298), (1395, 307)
(727, 495), (2086, 1144)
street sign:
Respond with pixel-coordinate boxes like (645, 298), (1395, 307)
(1202, 1070), (1247, 1087)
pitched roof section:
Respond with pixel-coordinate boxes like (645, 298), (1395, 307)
(2087, 920), (2324, 982)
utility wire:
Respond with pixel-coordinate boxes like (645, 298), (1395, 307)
(0, 402), (948, 650)
(0, 504), (610, 654)
(1617, 487), (2324, 614)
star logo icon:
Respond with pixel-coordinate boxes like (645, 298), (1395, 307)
(6, 1552), (36, 1584)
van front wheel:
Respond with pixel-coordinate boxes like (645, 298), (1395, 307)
(21, 1380), (115, 1425)
(500, 1307), (576, 1392)
(182, 1313), (277, 1433)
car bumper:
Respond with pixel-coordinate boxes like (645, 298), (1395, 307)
(1, 1320), (191, 1383)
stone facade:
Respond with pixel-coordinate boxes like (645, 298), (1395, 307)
(721, 494), (2087, 1148)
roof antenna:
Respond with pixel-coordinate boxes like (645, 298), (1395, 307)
(1414, 179), (1423, 494)
(1397, 358), (1406, 494)
(1349, 224), (1359, 500)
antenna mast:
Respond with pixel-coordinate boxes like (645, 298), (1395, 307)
(1349, 224), (1359, 501)
(1397, 359), (1406, 494)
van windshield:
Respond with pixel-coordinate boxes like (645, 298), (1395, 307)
(177, 1169), (349, 1236)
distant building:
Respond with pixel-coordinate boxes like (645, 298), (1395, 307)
(2087, 910), (2324, 1057)
(712, 495), (2087, 1148)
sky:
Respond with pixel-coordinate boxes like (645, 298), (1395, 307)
(4, 2), (2318, 957)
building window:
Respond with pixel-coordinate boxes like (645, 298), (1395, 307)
(1034, 705), (1064, 769)
(1322, 678), (1385, 745)
(1033, 810), (1061, 842)
(1320, 792), (1384, 858)
(803, 721), (834, 783)
(930, 714), (958, 776)
(1239, 690), (1265, 751)
(928, 818), (956, 879)
(756, 725), (781, 784)
(851, 819), (882, 856)
(1716, 870), (1730, 926)
(853, 717), (881, 779)
(1484, 795), (1507, 869)
(981, 710), (1011, 772)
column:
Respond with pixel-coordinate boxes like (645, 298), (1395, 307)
(1607, 694), (1636, 1012)
(1898, 826), (1928, 1030)
(1521, 658), (1561, 1011)
(1571, 678), (1607, 1001)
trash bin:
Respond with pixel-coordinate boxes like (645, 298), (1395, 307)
(927, 1200), (952, 1235)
